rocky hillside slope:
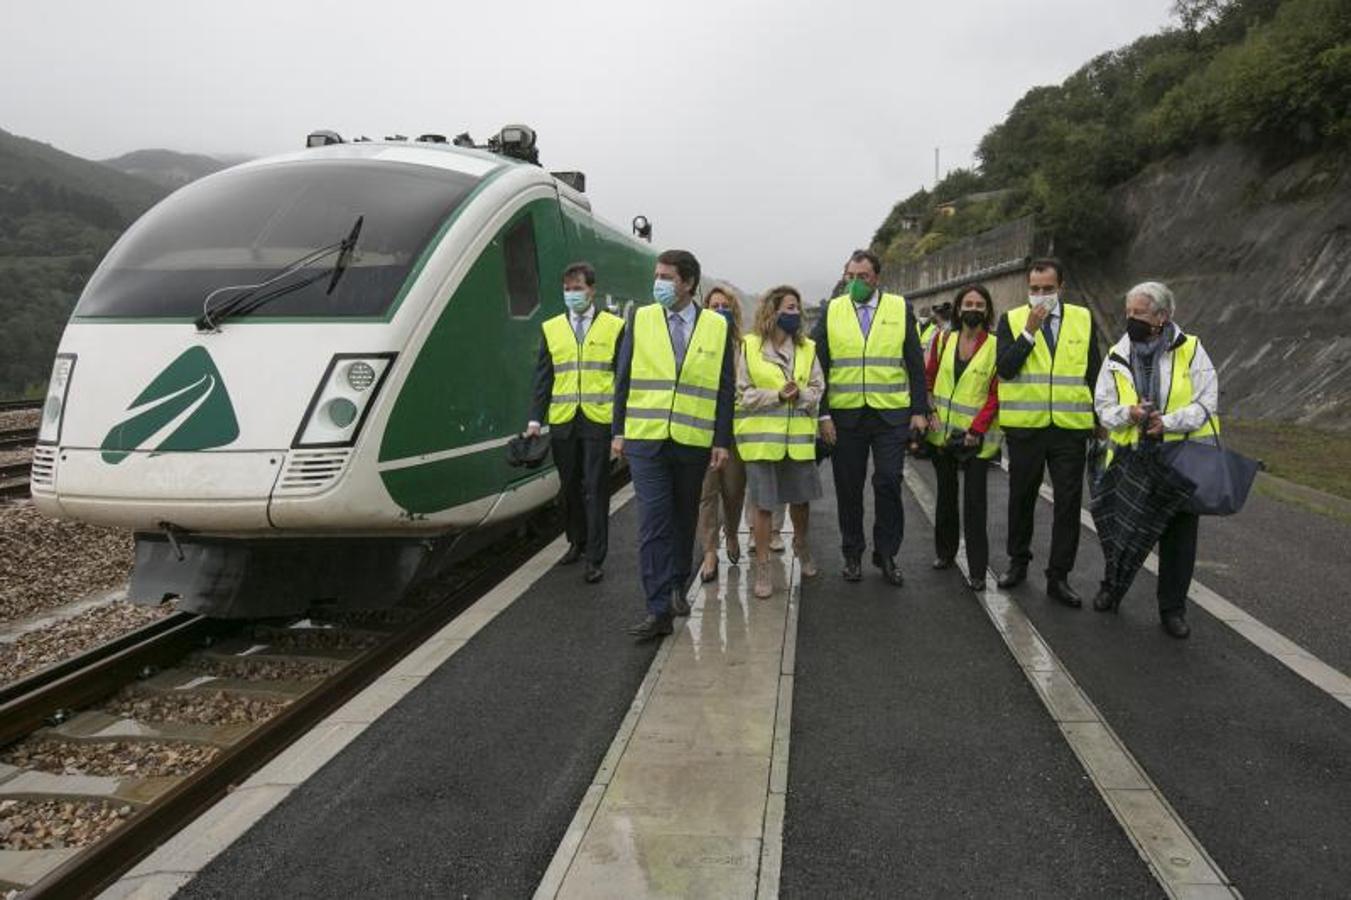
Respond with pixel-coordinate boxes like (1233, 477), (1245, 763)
(1072, 142), (1351, 429)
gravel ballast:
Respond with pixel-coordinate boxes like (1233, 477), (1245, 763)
(0, 602), (171, 687)
(103, 689), (290, 726)
(0, 502), (133, 623)
(0, 797), (130, 850)
(1, 739), (218, 778)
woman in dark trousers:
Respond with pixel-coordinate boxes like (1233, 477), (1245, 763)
(925, 284), (1001, 591)
(696, 285), (748, 581)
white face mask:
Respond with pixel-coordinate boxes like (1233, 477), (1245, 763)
(1029, 292), (1059, 311)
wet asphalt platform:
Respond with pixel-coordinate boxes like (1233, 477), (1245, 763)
(131, 455), (1350, 899)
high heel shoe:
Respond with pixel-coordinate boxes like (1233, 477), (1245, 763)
(699, 551), (719, 584)
(793, 537), (818, 579)
(753, 560), (773, 599)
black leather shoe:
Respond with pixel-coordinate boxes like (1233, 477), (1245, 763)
(966, 576), (986, 591)
(1047, 578), (1083, 608)
(842, 557), (863, 582)
(874, 553), (904, 588)
(1092, 587), (1119, 613)
(584, 563), (604, 584)
(1161, 613), (1191, 639)
(997, 564), (1027, 589)
(628, 614), (674, 641)
(559, 543), (584, 566)
(671, 592), (691, 617)
(932, 557), (955, 570)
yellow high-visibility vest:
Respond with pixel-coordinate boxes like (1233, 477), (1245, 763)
(542, 310), (625, 425)
(920, 322), (937, 352)
(734, 333), (817, 462)
(624, 304), (727, 447)
(998, 304), (1095, 429)
(1107, 334), (1220, 466)
(926, 332), (1002, 460)
(826, 293), (911, 410)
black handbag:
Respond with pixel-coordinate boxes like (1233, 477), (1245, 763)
(1158, 404), (1261, 516)
(506, 432), (551, 469)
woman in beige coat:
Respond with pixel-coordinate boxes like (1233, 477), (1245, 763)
(737, 285), (826, 598)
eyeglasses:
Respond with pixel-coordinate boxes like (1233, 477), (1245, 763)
(1028, 285), (1059, 295)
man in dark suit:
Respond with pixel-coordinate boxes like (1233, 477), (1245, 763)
(994, 258), (1103, 606)
(612, 249), (735, 641)
(812, 249), (930, 587)
(527, 261), (625, 583)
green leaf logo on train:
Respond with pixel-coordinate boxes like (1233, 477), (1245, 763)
(100, 346), (240, 463)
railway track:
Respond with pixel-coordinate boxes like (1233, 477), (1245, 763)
(0, 427), (38, 453)
(1, 401), (43, 500)
(1, 512), (571, 898)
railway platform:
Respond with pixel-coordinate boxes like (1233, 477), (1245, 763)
(95, 460), (1351, 899)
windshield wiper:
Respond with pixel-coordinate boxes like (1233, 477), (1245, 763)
(326, 215), (363, 296)
(196, 216), (363, 332)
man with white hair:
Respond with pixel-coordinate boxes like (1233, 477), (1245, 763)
(1092, 280), (1220, 639)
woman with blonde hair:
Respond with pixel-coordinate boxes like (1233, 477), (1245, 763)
(737, 285), (825, 598)
(696, 285), (748, 582)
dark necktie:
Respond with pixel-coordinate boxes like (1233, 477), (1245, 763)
(669, 313), (688, 370)
(1041, 316), (1057, 354)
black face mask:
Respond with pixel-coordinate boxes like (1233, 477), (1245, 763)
(960, 310), (985, 329)
(1126, 317), (1157, 343)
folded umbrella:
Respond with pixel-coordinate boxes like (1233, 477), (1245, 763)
(1089, 443), (1196, 603)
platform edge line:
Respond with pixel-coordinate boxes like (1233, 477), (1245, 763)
(1006, 460), (1351, 709)
(905, 468), (1238, 900)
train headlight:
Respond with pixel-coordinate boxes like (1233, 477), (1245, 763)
(38, 353), (77, 445)
(293, 353), (395, 448)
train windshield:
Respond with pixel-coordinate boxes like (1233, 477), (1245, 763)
(75, 160), (481, 319)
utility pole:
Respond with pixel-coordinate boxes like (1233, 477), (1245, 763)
(934, 146), (940, 187)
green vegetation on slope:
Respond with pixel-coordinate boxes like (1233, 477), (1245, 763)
(873, 0), (1351, 266)
(0, 128), (168, 398)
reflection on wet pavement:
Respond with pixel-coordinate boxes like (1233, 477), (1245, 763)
(549, 531), (799, 899)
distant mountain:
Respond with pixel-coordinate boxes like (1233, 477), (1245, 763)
(0, 127), (174, 398)
(0, 127), (165, 220)
(101, 148), (233, 190)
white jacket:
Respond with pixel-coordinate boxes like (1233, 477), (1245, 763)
(1094, 324), (1219, 435)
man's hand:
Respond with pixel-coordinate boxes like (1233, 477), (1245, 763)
(963, 432), (981, 448)
(819, 418), (837, 446)
(710, 447), (729, 471)
(525, 422), (542, 438)
(779, 381), (800, 401)
(1025, 301), (1050, 334)
(928, 413), (941, 433)
(1145, 412), (1165, 437)
(909, 414), (929, 435)
(611, 436), (624, 459)
(1128, 405), (1149, 424)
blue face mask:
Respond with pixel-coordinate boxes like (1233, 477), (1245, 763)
(714, 308), (735, 326)
(563, 290), (589, 313)
(777, 312), (801, 335)
(653, 279), (677, 308)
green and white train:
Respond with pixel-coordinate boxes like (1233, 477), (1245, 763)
(31, 129), (657, 616)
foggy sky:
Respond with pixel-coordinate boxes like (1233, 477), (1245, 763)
(1, 0), (1174, 300)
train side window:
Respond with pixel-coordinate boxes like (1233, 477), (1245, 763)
(503, 215), (540, 318)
